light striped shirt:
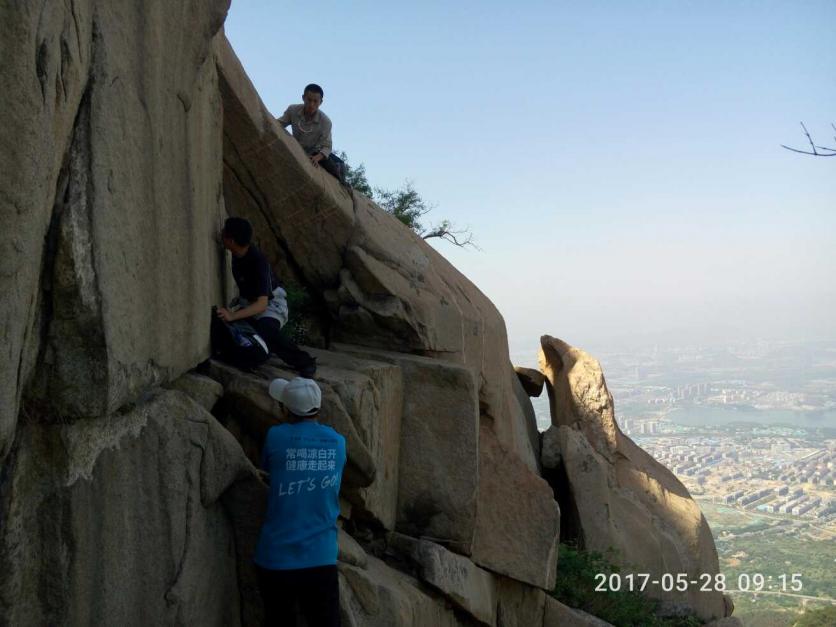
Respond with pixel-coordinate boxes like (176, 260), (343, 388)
(277, 104), (333, 158)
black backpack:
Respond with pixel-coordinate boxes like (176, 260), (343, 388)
(210, 311), (269, 370)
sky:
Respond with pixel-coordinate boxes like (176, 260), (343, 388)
(225, 1), (835, 357)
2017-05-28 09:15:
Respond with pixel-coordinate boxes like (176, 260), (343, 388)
(594, 572), (804, 593)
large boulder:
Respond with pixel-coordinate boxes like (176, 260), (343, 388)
(0, 389), (256, 626)
(339, 556), (459, 627)
(333, 344), (480, 554)
(0, 0), (230, 461)
(471, 425), (560, 590)
(538, 335), (727, 621)
(387, 533), (497, 626)
(207, 349), (402, 529)
(216, 33), (354, 289)
(514, 367), (545, 397)
(543, 597), (614, 627)
(166, 372), (225, 412)
(494, 576), (547, 627)
(216, 36), (538, 472)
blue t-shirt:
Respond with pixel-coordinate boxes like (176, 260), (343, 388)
(254, 421), (347, 570)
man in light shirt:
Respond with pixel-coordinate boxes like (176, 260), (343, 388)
(277, 83), (344, 182)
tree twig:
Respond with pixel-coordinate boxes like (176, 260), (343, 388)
(781, 121), (836, 156)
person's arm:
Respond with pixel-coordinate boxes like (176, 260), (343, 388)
(314, 116), (332, 158)
(276, 105), (293, 128)
(217, 254), (273, 321)
(218, 296), (267, 322)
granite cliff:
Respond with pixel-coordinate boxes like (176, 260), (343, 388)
(0, 2), (734, 625)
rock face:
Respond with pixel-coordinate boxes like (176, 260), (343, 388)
(166, 372), (225, 411)
(514, 366), (545, 397)
(1, 5), (728, 626)
(216, 37), (540, 475)
(0, 390), (257, 626)
(339, 556), (460, 627)
(538, 335), (727, 621)
(334, 344), (480, 552)
(543, 597), (614, 627)
(472, 424), (560, 590)
(387, 533), (497, 626)
(0, 0), (230, 462)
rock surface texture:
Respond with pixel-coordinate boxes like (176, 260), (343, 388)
(1, 4), (729, 626)
(538, 335), (728, 622)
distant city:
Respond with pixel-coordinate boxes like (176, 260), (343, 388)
(520, 338), (836, 624)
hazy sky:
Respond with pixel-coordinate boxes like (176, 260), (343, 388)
(226, 1), (835, 356)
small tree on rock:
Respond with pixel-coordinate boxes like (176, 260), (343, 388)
(336, 151), (478, 249)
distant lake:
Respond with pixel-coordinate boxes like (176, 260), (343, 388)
(667, 405), (836, 430)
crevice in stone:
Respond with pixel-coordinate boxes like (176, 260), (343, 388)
(25, 70), (109, 420)
(36, 40), (49, 104)
(543, 458), (583, 548)
(21, 71), (83, 417)
(165, 440), (200, 609)
(222, 132), (334, 346)
(58, 35), (71, 104)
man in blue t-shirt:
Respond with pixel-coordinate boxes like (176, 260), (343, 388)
(255, 376), (346, 627)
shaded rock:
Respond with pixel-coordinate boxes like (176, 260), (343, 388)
(216, 34), (353, 290)
(334, 344), (480, 554)
(340, 497), (353, 520)
(540, 423), (562, 470)
(307, 347), (403, 530)
(538, 335), (726, 621)
(543, 596), (614, 626)
(0, 389), (254, 626)
(339, 528), (368, 568)
(494, 576), (546, 627)
(1, 1), (230, 461)
(166, 372), (224, 412)
(207, 349), (403, 529)
(514, 366), (545, 397)
(0, 0), (94, 461)
(399, 534), (498, 626)
(222, 473), (269, 627)
(207, 358), (376, 488)
(339, 555), (459, 627)
(723, 593), (735, 618)
(510, 371), (541, 473)
(333, 198), (541, 473)
(471, 425), (559, 590)
(704, 618), (743, 627)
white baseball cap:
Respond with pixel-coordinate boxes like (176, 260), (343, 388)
(268, 377), (322, 417)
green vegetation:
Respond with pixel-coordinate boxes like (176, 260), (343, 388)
(793, 605), (836, 626)
(283, 282), (316, 344)
(551, 543), (702, 627)
(698, 499), (836, 625)
(337, 151), (477, 248)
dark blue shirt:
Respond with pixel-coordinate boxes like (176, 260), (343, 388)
(231, 245), (279, 302)
(254, 421), (346, 570)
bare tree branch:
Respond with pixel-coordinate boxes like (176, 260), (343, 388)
(422, 221), (481, 250)
(781, 121), (836, 157)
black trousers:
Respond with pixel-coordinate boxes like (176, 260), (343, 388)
(251, 317), (317, 377)
(256, 565), (340, 627)
(314, 153), (345, 183)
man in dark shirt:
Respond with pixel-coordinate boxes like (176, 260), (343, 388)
(216, 217), (316, 377)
